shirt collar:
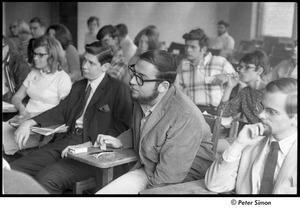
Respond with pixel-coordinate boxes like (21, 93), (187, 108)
(88, 72), (106, 92)
(218, 31), (229, 38)
(268, 132), (297, 156)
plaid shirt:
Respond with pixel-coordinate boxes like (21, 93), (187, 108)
(176, 52), (236, 107)
(107, 48), (128, 81)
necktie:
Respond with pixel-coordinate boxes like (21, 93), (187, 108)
(259, 141), (280, 194)
(74, 84), (92, 121)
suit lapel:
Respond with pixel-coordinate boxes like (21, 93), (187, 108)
(273, 139), (297, 193)
(86, 74), (109, 110)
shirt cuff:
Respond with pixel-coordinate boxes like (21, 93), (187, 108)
(222, 141), (244, 162)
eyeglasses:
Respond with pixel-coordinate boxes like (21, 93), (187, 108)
(32, 52), (49, 58)
(255, 101), (289, 117)
(128, 65), (165, 86)
(236, 64), (256, 73)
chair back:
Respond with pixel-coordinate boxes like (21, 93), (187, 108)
(203, 115), (222, 157)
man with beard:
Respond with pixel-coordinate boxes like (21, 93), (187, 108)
(9, 42), (132, 194)
(205, 77), (297, 194)
(94, 50), (213, 194)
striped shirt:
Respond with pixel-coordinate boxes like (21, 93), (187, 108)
(176, 52), (236, 107)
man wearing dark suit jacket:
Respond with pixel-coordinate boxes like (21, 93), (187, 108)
(10, 42), (133, 194)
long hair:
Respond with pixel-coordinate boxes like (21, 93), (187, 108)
(134, 26), (160, 51)
(46, 24), (73, 50)
(32, 35), (67, 73)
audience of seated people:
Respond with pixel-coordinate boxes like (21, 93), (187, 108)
(3, 13), (298, 195)
(175, 28), (237, 115)
(205, 77), (297, 194)
(96, 25), (128, 83)
(3, 35), (72, 158)
(84, 16), (100, 46)
(2, 36), (31, 103)
(47, 24), (82, 83)
(9, 42), (133, 194)
(115, 23), (137, 63)
(96, 50), (213, 194)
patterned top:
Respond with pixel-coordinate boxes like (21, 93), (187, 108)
(176, 52), (236, 107)
(107, 48), (128, 81)
(217, 86), (265, 124)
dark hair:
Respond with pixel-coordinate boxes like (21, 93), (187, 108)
(134, 27), (160, 50)
(115, 24), (128, 38)
(265, 77), (297, 117)
(29, 17), (46, 27)
(46, 24), (73, 50)
(239, 50), (270, 74)
(218, 20), (229, 27)
(96, 25), (119, 42)
(87, 16), (100, 26)
(183, 28), (209, 48)
(85, 41), (113, 65)
(139, 50), (177, 85)
(32, 35), (67, 73)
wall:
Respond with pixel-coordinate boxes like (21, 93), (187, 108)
(77, 2), (231, 54)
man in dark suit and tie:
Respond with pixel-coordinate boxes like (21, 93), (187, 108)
(10, 42), (133, 194)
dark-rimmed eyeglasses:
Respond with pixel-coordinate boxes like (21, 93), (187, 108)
(32, 52), (49, 59)
(128, 64), (165, 86)
(236, 64), (256, 73)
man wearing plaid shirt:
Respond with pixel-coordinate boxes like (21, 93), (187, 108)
(176, 28), (236, 115)
(97, 25), (128, 82)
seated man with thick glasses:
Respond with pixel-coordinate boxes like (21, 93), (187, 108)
(94, 50), (214, 194)
(205, 77), (297, 194)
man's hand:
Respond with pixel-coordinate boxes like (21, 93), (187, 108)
(93, 134), (123, 149)
(14, 119), (37, 149)
(235, 123), (266, 149)
(61, 141), (92, 158)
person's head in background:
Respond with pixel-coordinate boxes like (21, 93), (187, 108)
(133, 26), (160, 55)
(32, 35), (66, 74)
(183, 28), (209, 64)
(87, 16), (100, 35)
(217, 20), (229, 36)
(96, 25), (120, 52)
(237, 50), (269, 85)
(115, 24), (128, 42)
(256, 77), (297, 140)
(9, 19), (30, 37)
(290, 43), (297, 66)
(128, 50), (177, 106)
(29, 17), (46, 39)
(83, 41), (113, 81)
(46, 24), (73, 50)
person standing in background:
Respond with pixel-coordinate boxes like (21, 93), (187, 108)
(84, 16), (100, 46)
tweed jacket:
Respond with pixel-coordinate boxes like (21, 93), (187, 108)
(119, 85), (212, 188)
(205, 136), (297, 194)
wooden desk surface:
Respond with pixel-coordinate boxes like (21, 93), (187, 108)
(67, 148), (138, 169)
(140, 179), (216, 194)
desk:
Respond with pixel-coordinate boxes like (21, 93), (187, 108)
(2, 102), (18, 121)
(139, 179), (216, 194)
(67, 148), (138, 188)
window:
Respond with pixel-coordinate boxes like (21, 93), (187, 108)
(258, 2), (296, 38)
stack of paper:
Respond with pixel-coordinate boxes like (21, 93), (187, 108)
(31, 124), (68, 136)
(3, 101), (17, 112)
